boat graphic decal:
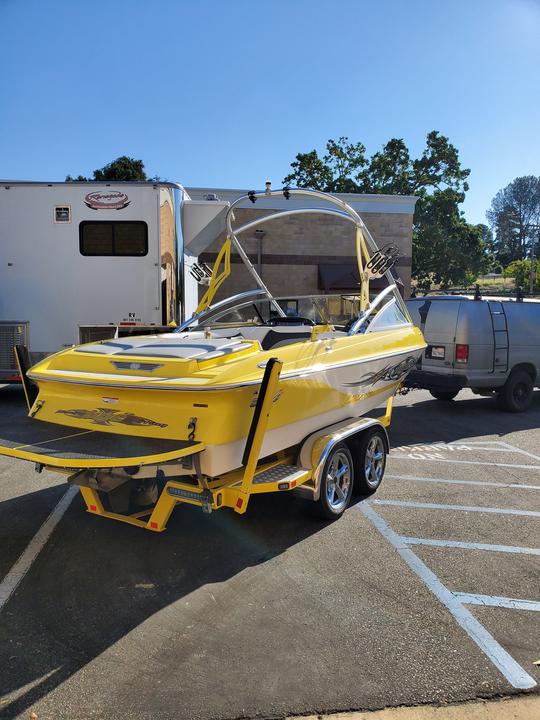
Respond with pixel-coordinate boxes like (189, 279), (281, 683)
(55, 408), (167, 428)
(342, 356), (418, 388)
(249, 388), (283, 408)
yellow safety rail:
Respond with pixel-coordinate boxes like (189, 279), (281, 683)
(355, 226), (371, 312)
(196, 237), (232, 313)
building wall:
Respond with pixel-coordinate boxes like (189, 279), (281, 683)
(187, 189), (415, 302)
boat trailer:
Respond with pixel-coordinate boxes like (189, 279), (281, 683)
(1, 356), (394, 532)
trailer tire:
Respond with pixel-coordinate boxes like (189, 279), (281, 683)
(497, 370), (534, 413)
(354, 427), (387, 495)
(429, 390), (459, 401)
(313, 442), (354, 520)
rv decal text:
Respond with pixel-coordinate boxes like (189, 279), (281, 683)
(84, 191), (130, 210)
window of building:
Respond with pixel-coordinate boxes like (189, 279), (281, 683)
(79, 221), (148, 256)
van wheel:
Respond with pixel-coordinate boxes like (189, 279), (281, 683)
(497, 370), (534, 412)
(429, 390), (459, 401)
(355, 428), (387, 495)
(313, 442), (354, 520)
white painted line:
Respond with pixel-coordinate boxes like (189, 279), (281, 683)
(0, 384), (7, 390)
(0, 486), (77, 612)
(393, 440), (540, 463)
(401, 536), (540, 556)
(385, 473), (540, 491)
(372, 499), (540, 518)
(390, 456), (540, 471)
(455, 592), (540, 612)
(358, 502), (536, 689)
(394, 444), (524, 455)
(497, 441), (540, 463)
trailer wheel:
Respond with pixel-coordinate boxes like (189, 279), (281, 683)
(497, 370), (534, 413)
(313, 442), (354, 520)
(429, 390), (459, 401)
(355, 427), (387, 495)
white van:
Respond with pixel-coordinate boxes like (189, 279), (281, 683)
(406, 294), (540, 412)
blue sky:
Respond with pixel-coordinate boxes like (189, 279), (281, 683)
(1, 0), (539, 225)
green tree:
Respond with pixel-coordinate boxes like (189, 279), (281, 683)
(503, 259), (540, 291)
(284, 131), (487, 290)
(284, 137), (367, 193)
(486, 176), (540, 265)
(413, 190), (489, 290)
(66, 156), (155, 182)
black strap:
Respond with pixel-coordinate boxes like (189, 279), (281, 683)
(14, 345), (38, 407)
(242, 358), (280, 467)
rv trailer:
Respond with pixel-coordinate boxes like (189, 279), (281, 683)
(0, 181), (227, 381)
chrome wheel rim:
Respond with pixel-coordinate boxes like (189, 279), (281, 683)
(365, 435), (385, 488)
(325, 451), (351, 513)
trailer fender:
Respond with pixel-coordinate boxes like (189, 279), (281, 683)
(298, 417), (389, 501)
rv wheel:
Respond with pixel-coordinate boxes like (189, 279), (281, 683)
(313, 442), (354, 520)
(355, 427), (387, 495)
(497, 370), (534, 413)
(430, 390), (459, 401)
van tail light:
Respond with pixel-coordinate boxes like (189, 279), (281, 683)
(455, 344), (469, 363)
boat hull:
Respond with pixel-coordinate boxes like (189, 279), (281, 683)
(29, 344), (421, 476)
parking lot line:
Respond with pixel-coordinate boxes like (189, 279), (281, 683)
(372, 499), (540, 518)
(393, 440), (540, 459)
(359, 502), (537, 690)
(0, 486), (77, 612)
(401, 536), (540, 556)
(390, 456), (540, 470)
(385, 473), (540, 491)
(394, 443), (530, 454)
(454, 593), (540, 612)
(498, 441), (540, 462)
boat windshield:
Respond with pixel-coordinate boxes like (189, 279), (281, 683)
(195, 294), (379, 330)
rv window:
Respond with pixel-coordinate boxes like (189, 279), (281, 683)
(79, 222), (148, 256)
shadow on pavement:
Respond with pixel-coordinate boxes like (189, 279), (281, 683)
(379, 390), (540, 448)
(0, 485), (323, 718)
(1, 386), (539, 716)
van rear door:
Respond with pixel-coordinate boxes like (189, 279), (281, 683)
(407, 299), (460, 371)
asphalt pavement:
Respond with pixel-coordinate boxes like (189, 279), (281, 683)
(0, 385), (539, 719)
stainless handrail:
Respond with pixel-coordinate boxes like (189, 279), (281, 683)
(232, 207), (357, 237)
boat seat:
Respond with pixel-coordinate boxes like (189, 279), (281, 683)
(239, 326), (312, 350)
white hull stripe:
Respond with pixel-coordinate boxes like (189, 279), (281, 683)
(28, 346), (423, 391)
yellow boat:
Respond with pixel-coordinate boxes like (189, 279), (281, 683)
(1, 188), (425, 528)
